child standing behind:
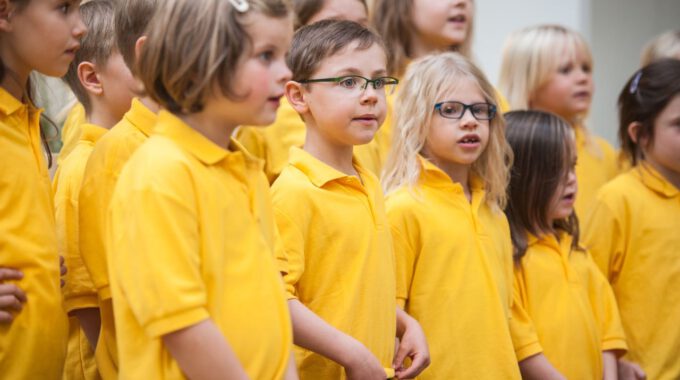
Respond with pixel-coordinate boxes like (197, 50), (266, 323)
(0, 0), (85, 377)
(107, 0), (297, 378)
(499, 24), (619, 224)
(54, 1), (137, 378)
(382, 52), (518, 380)
(584, 59), (680, 380)
(504, 110), (628, 380)
(273, 20), (429, 379)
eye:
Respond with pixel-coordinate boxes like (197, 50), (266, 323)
(470, 103), (486, 115)
(257, 50), (274, 64)
(372, 78), (386, 89)
(338, 77), (358, 89)
(440, 103), (461, 116)
(581, 63), (592, 73)
(58, 3), (71, 13)
(558, 64), (573, 75)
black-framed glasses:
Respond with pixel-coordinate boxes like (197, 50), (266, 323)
(298, 75), (399, 95)
(434, 101), (497, 120)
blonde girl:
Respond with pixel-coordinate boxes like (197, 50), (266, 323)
(382, 52), (519, 379)
(107, 0), (297, 378)
(499, 24), (619, 223)
(641, 29), (680, 66)
(0, 0), (85, 378)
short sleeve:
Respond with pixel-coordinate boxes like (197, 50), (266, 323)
(509, 268), (543, 361)
(273, 207), (306, 300)
(582, 194), (626, 283)
(386, 201), (419, 308)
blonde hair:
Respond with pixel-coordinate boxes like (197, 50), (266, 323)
(382, 52), (511, 209)
(371, 0), (474, 76)
(138, 0), (290, 114)
(641, 30), (680, 67)
(498, 24), (593, 114)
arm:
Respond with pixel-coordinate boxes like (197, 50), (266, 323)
(603, 351), (618, 380)
(0, 267), (26, 323)
(617, 359), (646, 380)
(518, 354), (566, 380)
(282, 352), (299, 380)
(72, 307), (101, 348)
(288, 299), (385, 380)
(393, 307), (429, 379)
(162, 319), (249, 380)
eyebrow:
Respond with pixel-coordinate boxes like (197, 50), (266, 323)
(335, 67), (389, 77)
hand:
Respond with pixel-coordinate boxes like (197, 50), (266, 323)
(618, 359), (646, 380)
(60, 256), (67, 288)
(0, 267), (27, 323)
(393, 315), (430, 379)
(344, 340), (387, 380)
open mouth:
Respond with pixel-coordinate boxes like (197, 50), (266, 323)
(448, 14), (467, 23)
(562, 192), (575, 201)
(458, 135), (480, 144)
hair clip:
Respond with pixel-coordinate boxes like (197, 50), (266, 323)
(629, 70), (643, 94)
(228, 0), (250, 13)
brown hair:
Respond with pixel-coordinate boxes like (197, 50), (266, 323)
(114, 0), (159, 73)
(293, 0), (367, 29)
(287, 19), (386, 82)
(504, 110), (581, 261)
(618, 59), (680, 166)
(138, 0), (290, 114)
(63, 0), (116, 115)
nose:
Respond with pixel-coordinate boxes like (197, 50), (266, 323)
(359, 84), (379, 106)
(453, 0), (469, 9)
(278, 60), (292, 84)
(459, 108), (479, 129)
(72, 9), (87, 39)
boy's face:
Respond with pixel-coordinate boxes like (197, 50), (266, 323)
(298, 42), (388, 147)
(98, 51), (137, 122)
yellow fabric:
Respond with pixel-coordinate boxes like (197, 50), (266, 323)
(108, 111), (292, 379)
(574, 129), (619, 221)
(78, 98), (157, 379)
(54, 123), (106, 380)
(385, 156), (521, 380)
(512, 232), (627, 379)
(272, 147), (396, 379)
(59, 102), (86, 164)
(584, 165), (680, 380)
(63, 316), (100, 380)
(0, 87), (68, 378)
(237, 95), (393, 183)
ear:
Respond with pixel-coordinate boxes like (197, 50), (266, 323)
(285, 80), (309, 114)
(0, 0), (15, 32)
(78, 61), (104, 97)
(133, 35), (147, 67)
(627, 121), (643, 145)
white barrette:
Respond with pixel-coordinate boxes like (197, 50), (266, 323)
(228, 0), (250, 13)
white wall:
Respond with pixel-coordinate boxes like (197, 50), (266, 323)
(472, 0), (680, 146)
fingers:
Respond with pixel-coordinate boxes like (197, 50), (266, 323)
(0, 310), (14, 323)
(60, 256), (67, 276)
(395, 352), (430, 379)
(633, 364), (646, 380)
(0, 284), (27, 305)
(0, 267), (23, 281)
(392, 345), (408, 372)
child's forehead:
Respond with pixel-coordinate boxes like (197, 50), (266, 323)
(313, 42), (388, 76)
(437, 76), (486, 102)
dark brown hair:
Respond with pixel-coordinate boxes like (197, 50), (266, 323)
(618, 58), (680, 166)
(63, 0), (116, 114)
(293, 0), (367, 30)
(504, 110), (581, 261)
(287, 19), (386, 82)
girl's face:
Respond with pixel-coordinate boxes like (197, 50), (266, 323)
(530, 46), (593, 124)
(410, 0), (472, 54)
(425, 77), (490, 174)
(208, 12), (293, 128)
(307, 0), (368, 26)
(1, 0), (86, 80)
(546, 141), (578, 224)
(643, 94), (680, 186)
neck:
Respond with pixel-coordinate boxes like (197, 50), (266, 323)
(304, 124), (357, 176)
(179, 111), (236, 150)
(644, 159), (680, 191)
(139, 96), (160, 114)
(0, 66), (29, 102)
(409, 33), (452, 62)
(88, 105), (120, 130)
(424, 149), (472, 201)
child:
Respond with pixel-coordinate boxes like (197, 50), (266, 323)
(77, 0), (159, 377)
(382, 52), (518, 380)
(236, 0), (377, 182)
(273, 20), (429, 379)
(584, 59), (680, 380)
(498, 24), (619, 224)
(503, 110), (628, 380)
(0, 0), (85, 377)
(641, 30), (680, 66)
(107, 0), (296, 378)
(54, 1), (137, 378)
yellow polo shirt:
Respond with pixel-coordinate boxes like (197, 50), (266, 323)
(272, 147), (396, 379)
(54, 123), (106, 380)
(59, 102), (86, 165)
(237, 95), (393, 182)
(108, 111), (292, 379)
(574, 128), (619, 221)
(385, 156), (520, 380)
(78, 98), (157, 379)
(584, 165), (680, 380)
(0, 87), (68, 378)
(512, 232), (627, 379)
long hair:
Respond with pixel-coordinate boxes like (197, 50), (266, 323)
(504, 111), (581, 261)
(382, 52), (511, 210)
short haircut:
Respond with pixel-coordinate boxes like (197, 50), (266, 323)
(618, 59), (680, 166)
(138, 0), (290, 114)
(504, 110), (581, 261)
(641, 30), (680, 67)
(287, 19), (387, 82)
(292, 0), (367, 30)
(114, 0), (159, 73)
(63, 0), (117, 114)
